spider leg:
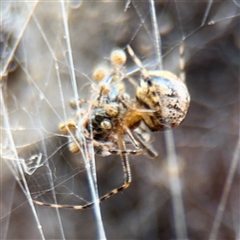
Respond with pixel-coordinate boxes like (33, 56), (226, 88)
(127, 45), (149, 78)
(107, 127), (142, 155)
(80, 126), (142, 157)
(132, 130), (158, 159)
(108, 148), (142, 155)
(33, 133), (132, 210)
(98, 132), (132, 201)
(179, 41), (185, 82)
(125, 126), (141, 149)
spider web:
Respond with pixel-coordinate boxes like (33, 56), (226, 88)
(1, 1), (239, 239)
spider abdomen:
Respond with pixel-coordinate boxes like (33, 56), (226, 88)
(136, 70), (190, 131)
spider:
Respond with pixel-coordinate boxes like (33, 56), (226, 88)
(33, 44), (190, 210)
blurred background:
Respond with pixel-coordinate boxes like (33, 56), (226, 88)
(1, 1), (239, 239)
